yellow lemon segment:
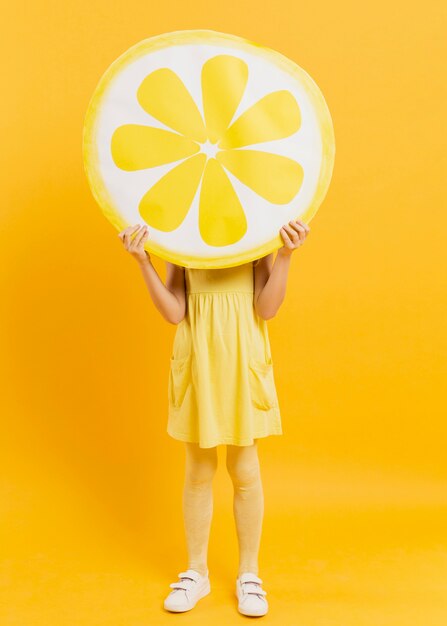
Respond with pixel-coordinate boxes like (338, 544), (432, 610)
(218, 90), (301, 149)
(83, 29), (335, 268)
(136, 69), (208, 143)
(217, 149), (304, 204)
(111, 125), (200, 170)
(199, 158), (248, 246)
(140, 153), (207, 231)
(202, 54), (249, 144)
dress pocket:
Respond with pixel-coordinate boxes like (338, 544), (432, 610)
(248, 356), (278, 411)
(168, 353), (192, 409)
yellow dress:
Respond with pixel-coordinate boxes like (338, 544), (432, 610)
(167, 261), (283, 448)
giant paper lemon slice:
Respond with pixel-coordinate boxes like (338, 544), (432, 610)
(83, 29), (335, 269)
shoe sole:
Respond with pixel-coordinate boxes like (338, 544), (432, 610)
(164, 579), (211, 612)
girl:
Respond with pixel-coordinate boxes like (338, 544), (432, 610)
(118, 218), (310, 616)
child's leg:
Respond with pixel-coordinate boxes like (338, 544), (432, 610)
(182, 442), (218, 576)
(226, 441), (264, 577)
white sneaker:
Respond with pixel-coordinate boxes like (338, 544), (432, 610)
(163, 568), (210, 612)
(236, 572), (268, 616)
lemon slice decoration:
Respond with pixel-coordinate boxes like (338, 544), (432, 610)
(83, 29), (335, 268)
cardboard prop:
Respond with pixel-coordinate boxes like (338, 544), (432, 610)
(83, 29), (335, 268)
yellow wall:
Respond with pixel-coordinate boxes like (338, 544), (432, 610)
(1, 2), (446, 624)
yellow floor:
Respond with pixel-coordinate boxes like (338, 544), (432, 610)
(2, 449), (446, 626)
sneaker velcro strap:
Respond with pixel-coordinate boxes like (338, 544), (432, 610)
(178, 570), (201, 582)
(242, 582), (267, 596)
(169, 581), (193, 591)
(240, 573), (262, 584)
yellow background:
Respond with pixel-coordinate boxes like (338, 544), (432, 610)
(1, 2), (446, 625)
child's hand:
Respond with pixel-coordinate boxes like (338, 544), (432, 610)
(278, 218), (310, 257)
(118, 224), (151, 266)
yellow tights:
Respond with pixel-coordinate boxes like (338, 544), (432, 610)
(182, 440), (264, 578)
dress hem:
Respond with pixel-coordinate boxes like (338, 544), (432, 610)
(166, 425), (283, 448)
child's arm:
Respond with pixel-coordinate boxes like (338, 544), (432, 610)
(117, 224), (186, 325)
(254, 218), (310, 320)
